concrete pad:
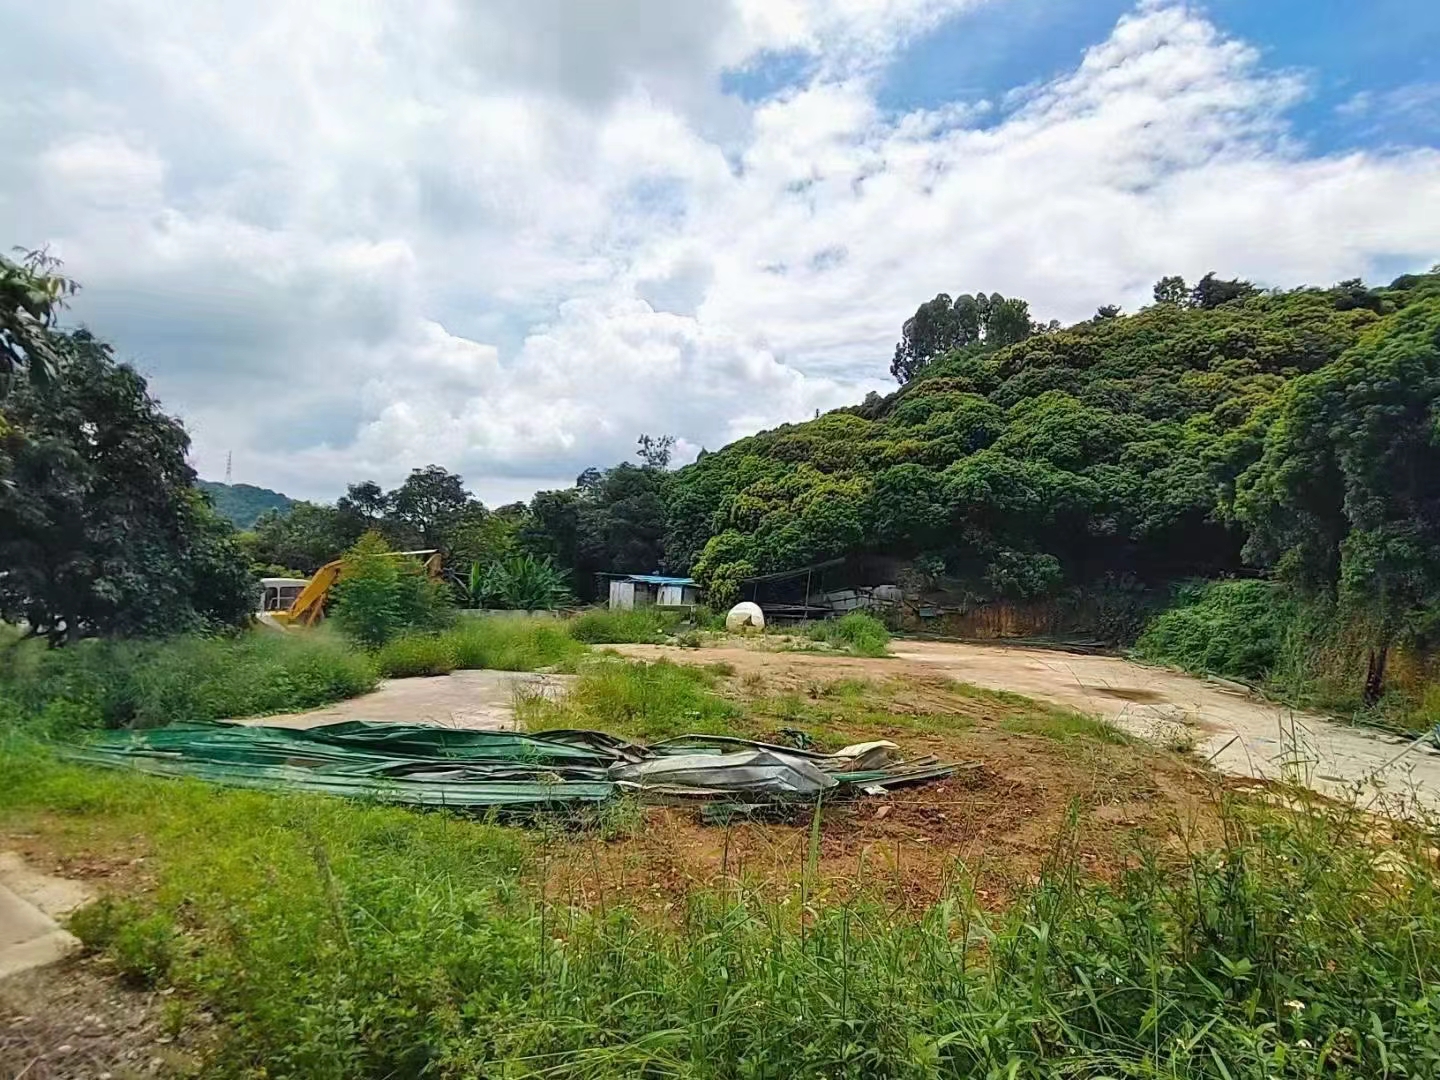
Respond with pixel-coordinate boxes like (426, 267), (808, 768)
(0, 855), (93, 981)
(251, 668), (573, 731)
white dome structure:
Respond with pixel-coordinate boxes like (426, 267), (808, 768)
(725, 601), (765, 632)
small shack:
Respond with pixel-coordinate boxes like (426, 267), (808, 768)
(606, 573), (701, 611)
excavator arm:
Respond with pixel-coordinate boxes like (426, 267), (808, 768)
(268, 549), (441, 629)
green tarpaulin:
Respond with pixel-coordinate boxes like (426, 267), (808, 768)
(63, 720), (959, 812)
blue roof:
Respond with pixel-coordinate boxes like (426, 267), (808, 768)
(623, 574), (696, 586)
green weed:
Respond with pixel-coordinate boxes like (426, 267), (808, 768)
(566, 607), (683, 644)
(445, 616), (586, 671)
(1000, 707), (1134, 744)
(373, 633), (459, 678)
(520, 657), (741, 739)
(0, 630), (379, 731)
(5, 742), (1439, 1079)
(804, 612), (892, 657)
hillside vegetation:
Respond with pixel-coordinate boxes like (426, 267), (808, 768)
(197, 480), (295, 529)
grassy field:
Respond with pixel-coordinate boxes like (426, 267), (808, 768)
(0, 610), (896, 734)
(2, 731), (1437, 1079)
(8, 617), (1440, 1074)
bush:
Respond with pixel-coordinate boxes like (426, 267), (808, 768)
(805, 612), (891, 657)
(373, 634), (459, 678)
(1137, 579), (1293, 682)
(0, 630), (379, 731)
(329, 532), (452, 648)
(567, 607), (680, 644)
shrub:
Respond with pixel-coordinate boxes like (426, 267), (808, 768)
(329, 532), (452, 648)
(805, 612), (891, 657)
(1137, 578), (1293, 682)
(462, 555), (573, 610)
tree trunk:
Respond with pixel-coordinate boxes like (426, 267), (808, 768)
(1363, 642), (1390, 708)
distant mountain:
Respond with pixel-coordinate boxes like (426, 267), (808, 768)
(198, 480), (296, 530)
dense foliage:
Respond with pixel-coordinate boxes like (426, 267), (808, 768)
(0, 627), (377, 731)
(0, 327), (255, 641)
(666, 273), (1440, 669)
(246, 438), (673, 602)
(328, 533), (453, 648)
(1136, 579), (1295, 682)
(198, 480), (295, 529)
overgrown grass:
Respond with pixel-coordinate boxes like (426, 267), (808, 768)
(3, 741), (1439, 1079)
(0, 630), (379, 732)
(1000, 708), (1134, 745)
(566, 607), (684, 644)
(744, 675), (1130, 750)
(803, 612), (891, 657)
(445, 616), (586, 671)
(519, 657), (742, 739)
(374, 618), (587, 678)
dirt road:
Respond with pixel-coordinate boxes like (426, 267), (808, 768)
(248, 670), (570, 731)
(615, 639), (1440, 816)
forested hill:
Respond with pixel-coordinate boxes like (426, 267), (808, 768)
(198, 481), (295, 529)
(667, 272), (1440, 615)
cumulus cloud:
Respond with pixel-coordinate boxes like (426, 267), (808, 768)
(1, 0), (1438, 502)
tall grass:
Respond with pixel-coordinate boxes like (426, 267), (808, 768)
(519, 657), (740, 739)
(0, 630), (378, 731)
(804, 612), (891, 657)
(1136, 579), (1293, 682)
(373, 617), (587, 678)
(567, 607), (683, 644)
(3, 744), (1437, 1079)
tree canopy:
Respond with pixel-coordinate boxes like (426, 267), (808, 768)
(0, 329), (253, 641)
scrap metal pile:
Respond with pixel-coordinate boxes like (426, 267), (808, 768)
(63, 720), (959, 811)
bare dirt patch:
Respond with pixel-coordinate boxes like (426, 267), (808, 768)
(250, 669), (570, 731)
(547, 652), (1223, 912)
(1, 957), (208, 1079)
(616, 639), (1440, 816)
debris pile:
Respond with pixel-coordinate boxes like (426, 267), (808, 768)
(64, 721), (959, 812)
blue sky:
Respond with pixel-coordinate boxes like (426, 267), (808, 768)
(3, 0), (1439, 502)
(723, 0), (1440, 154)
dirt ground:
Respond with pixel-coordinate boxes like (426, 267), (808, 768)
(615, 639), (1440, 817)
(0, 958), (207, 1079)
(246, 669), (571, 731)
(545, 654), (1224, 913)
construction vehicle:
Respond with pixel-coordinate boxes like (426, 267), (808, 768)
(257, 549), (443, 629)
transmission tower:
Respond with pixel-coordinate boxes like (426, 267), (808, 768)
(224, 450), (232, 484)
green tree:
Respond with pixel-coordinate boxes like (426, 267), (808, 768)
(1152, 275), (1189, 306)
(0, 329), (254, 642)
(1236, 297), (1440, 702)
(249, 502), (360, 575)
(329, 532), (451, 647)
(0, 249), (78, 390)
(388, 465), (474, 548)
(892, 294), (966, 383)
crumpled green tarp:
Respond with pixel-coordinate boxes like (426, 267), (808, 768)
(62, 720), (958, 811)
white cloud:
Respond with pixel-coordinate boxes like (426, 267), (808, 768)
(1, 0), (1438, 504)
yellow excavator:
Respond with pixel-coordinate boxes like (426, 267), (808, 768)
(257, 549), (443, 629)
